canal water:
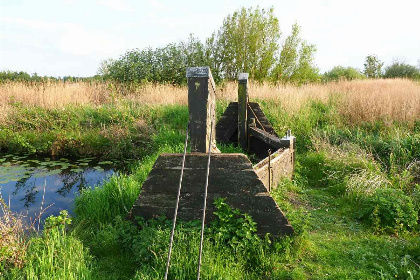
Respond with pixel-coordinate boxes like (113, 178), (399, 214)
(0, 154), (127, 226)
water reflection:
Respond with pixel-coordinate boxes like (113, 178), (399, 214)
(0, 154), (120, 224)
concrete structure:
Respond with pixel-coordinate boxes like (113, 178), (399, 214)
(129, 67), (296, 237)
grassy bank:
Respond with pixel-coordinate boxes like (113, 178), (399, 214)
(1, 79), (420, 279)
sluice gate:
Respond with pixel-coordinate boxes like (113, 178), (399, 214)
(129, 67), (296, 237)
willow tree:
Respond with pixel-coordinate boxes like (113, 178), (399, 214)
(208, 7), (280, 81)
(270, 23), (319, 84)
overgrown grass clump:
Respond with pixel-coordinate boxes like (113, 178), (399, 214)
(3, 211), (93, 279)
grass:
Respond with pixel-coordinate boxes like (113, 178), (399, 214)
(1, 79), (419, 279)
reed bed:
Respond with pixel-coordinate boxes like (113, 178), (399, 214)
(1, 78), (419, 125)
(0, 81), (110, 108)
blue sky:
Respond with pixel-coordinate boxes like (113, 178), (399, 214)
(1, 0), (419, 77)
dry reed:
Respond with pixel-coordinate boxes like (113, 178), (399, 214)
(0, 197), (28, 270)
(336, 79), (420, 124)
(0, 81), (110, 108)
(1, 78), (419, 125)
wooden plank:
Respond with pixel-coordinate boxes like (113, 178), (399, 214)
(254, 148), (294, 191)
(141, 170), (265, 194)
(248, 126), (291, 150)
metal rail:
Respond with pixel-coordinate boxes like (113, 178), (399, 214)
(164, 123), (189, 280)
(196, 118), (214, 280)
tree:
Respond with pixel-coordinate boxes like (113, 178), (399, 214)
(208, 6), (280, 81)
(384, 61), (420, 79)
(270, 23), (319, 84)
(103, 35), (208, 85)
(363, 54), (384, 78)
(100, 6), (318, 85)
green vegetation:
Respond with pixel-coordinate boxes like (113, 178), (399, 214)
(324, 57), (420, 81)
(0, 70), (102, 83)
(100, 6), (319, 85)
(363, 54), (384, 78)
(0, 102), (188, 159)
(322, 66), (365, 81)
(384, 61), (420, 79)
(2, 87), (419, 279)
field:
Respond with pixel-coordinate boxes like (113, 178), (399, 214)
(1, 79), (420, 279)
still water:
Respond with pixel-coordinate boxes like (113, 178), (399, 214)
(0, 154), (124, 225)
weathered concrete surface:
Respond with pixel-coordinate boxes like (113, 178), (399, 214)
(253, 148), (295, 191)
(216, 102), (238, 144)
(128, 153), (294, 236)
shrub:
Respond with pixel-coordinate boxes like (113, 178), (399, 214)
(384, 61), (420, 79)
(323, 66), (365, 81)
(358, 188), (418, 232)
(211, 197), (260, 251)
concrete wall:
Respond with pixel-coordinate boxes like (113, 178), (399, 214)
(253, 147), (295, 192)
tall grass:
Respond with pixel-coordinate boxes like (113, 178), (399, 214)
(0, 198), (28, 275)
(74, 158), (155, 227)
(1, 79), (419, 125)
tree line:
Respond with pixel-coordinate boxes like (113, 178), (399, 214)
(99, 7), (320, 85)
(323, 55), (420, 82)
(0, 70), (103, 83)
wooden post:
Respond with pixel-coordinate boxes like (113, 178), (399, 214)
(187, 67), (217, 153)
(238, 73), (249, 150)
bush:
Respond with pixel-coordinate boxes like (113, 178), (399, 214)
(358, 188), (418, 232)
(384, 62), (420, 79)
(323, 66), (365, 82)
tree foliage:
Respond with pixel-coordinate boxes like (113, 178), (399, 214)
(271, 23), (319, 84)
(208, 7), (280, 81)
(102, 6), (318, 85)
(363, 54), (384, 78)
(383, 61), (420, 79)
(323, 66), (365, 82)
(100, 35), (208, 85)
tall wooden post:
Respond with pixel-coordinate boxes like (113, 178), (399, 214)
(238, 73), (249, 150)
(187, 67), (217, 153)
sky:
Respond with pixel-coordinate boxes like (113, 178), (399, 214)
(0, 0), (419, 77)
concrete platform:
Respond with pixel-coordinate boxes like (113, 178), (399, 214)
(128, 153), (294, 236)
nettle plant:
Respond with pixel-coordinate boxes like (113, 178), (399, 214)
(210, 198), (260, 251)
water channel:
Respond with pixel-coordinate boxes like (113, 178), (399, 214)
(0, 154), (128, 226)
